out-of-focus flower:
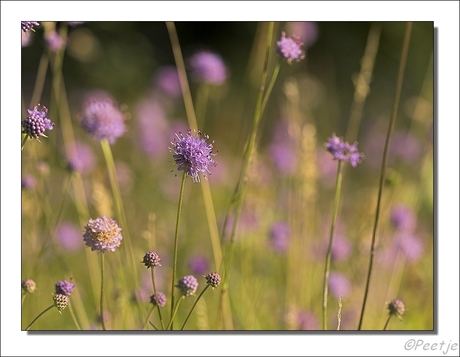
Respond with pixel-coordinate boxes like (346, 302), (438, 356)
(83, 216), (122, 253)
(22, 279), (36, 293)
(79, 98), (126, 144)
(67, 22), (85, 27)
(170, 129), (216, 183)
(268, 119), (297, 175)
(142, 251), (161, 269)
(22, 22), (39, 32)
(187, 51), (228, 85)
(66, 141), (96, 175)
(296, 311), (319, 330)
(55, 280), (75, 296)
(331, 234), (352, 262)
(325, 134), (364, 167)
(328, 272), (351, 298)
(154, 66), (182, 98)
(285, 22), (319, 48)
(269, 222), (291, 253)
(176, 275), (198, 297)
(387, 299), (405, 319)
(55, 222), (83, 251)
(188, 255), (209, 276)
(205, 272), (221, 288)
(276, 32), (305, 63)
(21, 175), (36, 190)
(22, 104), (54, 141)
(22, 30), (34, 47)
(390, 204), (417, 232)
(150, 292), (167, 307)
(45, 31), (66, 52)
(395, 233), (424, 262)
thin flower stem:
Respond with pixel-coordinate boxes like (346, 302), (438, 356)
(100, 253), (106, 331)
(143, 306), (156, 330)
(357, 22), (412, 330)
(167, 296), (185, 331)
(68, 302), (81, 330)
(170, 170), (187, 328)
(322, 160), (343, 330)
(30, 50), (50, 108)
(151, 268), (165, 330)
(25, 304), (54, 330)
(383, 315), (392, 330)
(148, 320), (159, 331)
(181, 285), (210, 330)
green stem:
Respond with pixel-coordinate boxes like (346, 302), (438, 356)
(357, 21), (412, 330)
(383, 315), (392, 330)
(151, 268), (165, 330)
(100, 254), (106, 331)
(170, 170), (187, 328)
(166, 296), (185, 330)
(322, 160), (343, 330)
(21, 134), (28, 151)
(143, 306), (156, 330)
(181, 285), (210, 330)
(68, 302), (81, 330)
(25, 304), (54, 330)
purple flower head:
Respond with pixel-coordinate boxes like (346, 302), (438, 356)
(328, 272), (351, 298)
(154, 66), (182, 98)
(55, 280), (75, 296)
(188, 255), (209, 276)
(285, 22), (319, 48)
(142, 251), (161, 269)
(390, 204), (416, 232)
(67, 22), (85, 27)
(53, 294), (69, 313)
(45, 31), (66, 52)
(79, 98), (126, 144)
(66, 141), (96, 174)
(55, 222), (83, 251)
(22, 30), (34, 47)
(22, 104), (54, 140)
(331, 235), (352, 262)
(22, 279), (36, 293)
(176, 275), (198, 296)
(83, 216), (122, 253)
(187, 51), (228, 85)
(269, 222), (291, 253)
(387, 299), (405, 319)
(276, 32), (305, 63)
(205, 272), (221, 288)
(325, 134), (364, 167)
(296, 311), (319, 330)
(131, 288), (149, 304)
(170, 129), (216, 183)
(22, 22), (39, 32)
(395, 233), (423, 262)
(150, 292), (167, 307)
(21, 175), (36, 190)
(268, 119), (297, 174)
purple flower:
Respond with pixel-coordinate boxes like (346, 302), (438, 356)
(325, 134), (364, 167)
(83, 216), (122, 253)
(142, 251), (161, 269)
(22, 279), (36, 293)
(205, 272), (221, 288)
(22, 30), (34, 47)
(331, 235), (352, 262)
(55, 280), (75, 296)
(395, 233), (423, 262)
(22, 22), (39, 32)
(328, 272), (351, 298)
(188, 255), (209, 276)
(390, 204), (416, 232)
(67, 22), (85, 27)
(387, 299), (405, 318)
(79, 98), (126, 144)
(150, 292), (167, 307)
(268, 119), (297, 174)
(21, 175), (36, 190)
(55, 222), (83, 251)
(296, 311), (319, 330)
(285, 22), (319, 48)
(154, 66), (182, 98)
(45, 31), (66, 52)
(276, 32), (305, 63)
(22, 104), (54, 140)
(66, 141), (96, 174)
(176, 275), (198, 296)
(269, 222), (291, 253)
(170, 129), (216, 183)
(187, 51), (228, 85)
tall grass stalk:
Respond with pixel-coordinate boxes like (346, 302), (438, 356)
(357, 21), (413, 330)
(100, 254), (106, 330)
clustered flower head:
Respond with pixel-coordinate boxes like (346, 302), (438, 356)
(325, 134), (364, 167)
(276, 32), (305, 63)
(83, 216), (123, 253)
(22, 279), (36, 294)
(55, 280), (75, 296)
(150, 292), (167, 307)
(142, 251), (161, 269)
(22, 22), (40, 32)
(176, 275), (198, 297)
(187, 51), (228, 85)
(205, 272), (221, 288)
(387, 299), (405, 320)
(53, 294), (69, 314)
(79, 98), (126, 144)
(170, 129), (216, 183)
(22, 104), (54, 141)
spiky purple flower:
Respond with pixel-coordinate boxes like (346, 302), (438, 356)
(22, 22), (39, 32)
(22, 104), (54, 140)
(53, 294), (69, 313)
(150, 292), (167, 307)
(22, 279), (36, 293)
(205, 272), (221, 288)
(142, 251), (161, 269)
(276, 32), (305, 63)
(187, 51), (228, 85)
(176, 275), (198, 297)
(55, 280), (75, 296)
(79, 98), (126, 144)
(325, 134), (364, 167)
(170, 130), (216, 183)
(83, 216), (122, 253)
(387, 299), (405, 318)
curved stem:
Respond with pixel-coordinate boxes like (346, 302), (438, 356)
(181, 285), (210, 330)
(322, 160), (343, 330)
(357, 22), (412, 330)
(25, 304), (54, 330)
